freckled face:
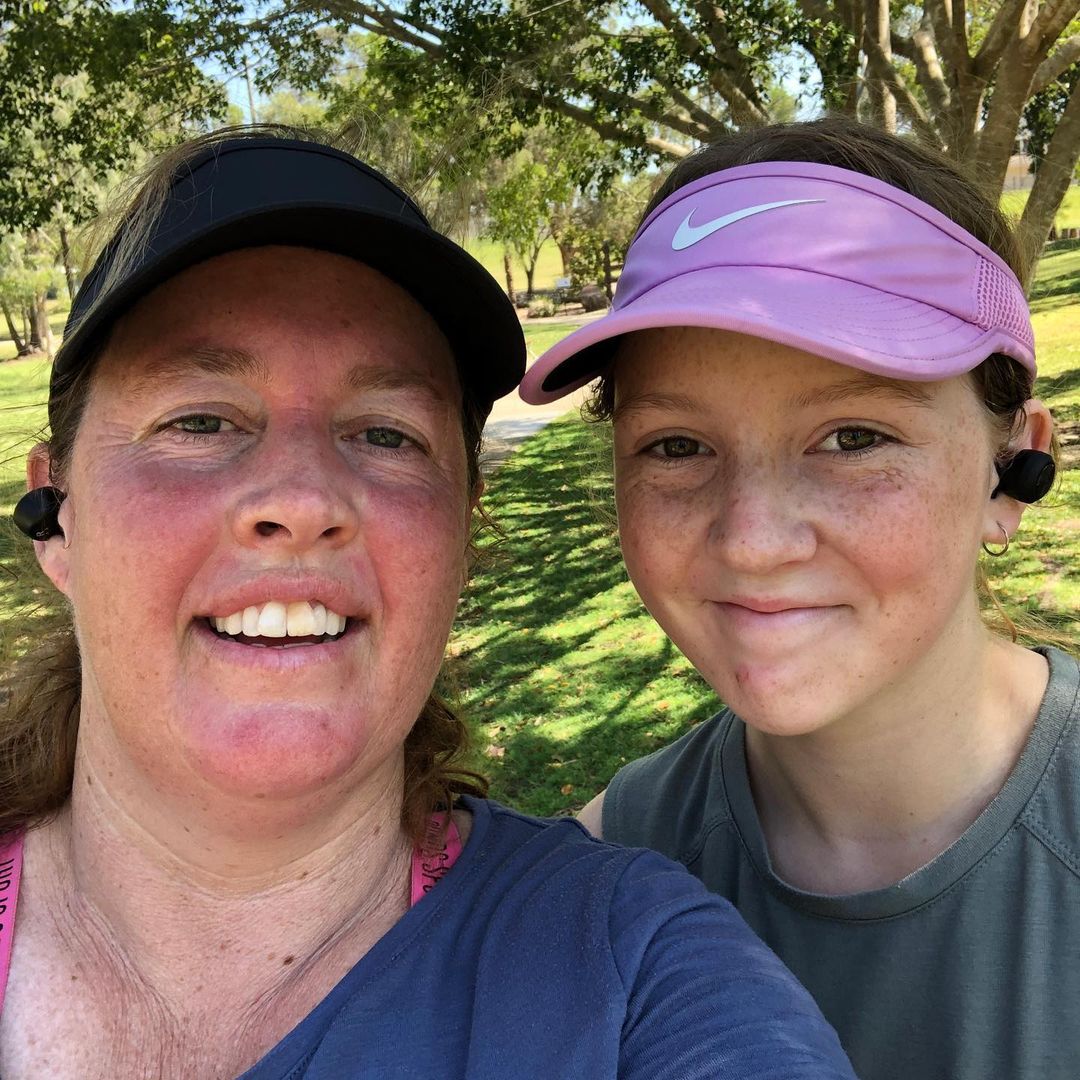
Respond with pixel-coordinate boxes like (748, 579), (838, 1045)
(53, 247), (473, 803)
(612, 327), (999, 735)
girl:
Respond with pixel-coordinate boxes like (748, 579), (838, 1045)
(520, 118), (1076, 1080)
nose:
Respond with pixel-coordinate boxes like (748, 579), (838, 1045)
(707, 466), (817, 575)
(230, 429), (360, 552)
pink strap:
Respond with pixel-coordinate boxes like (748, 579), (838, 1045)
(0, 833), (24, 1018)
(410, 813), (463, 906)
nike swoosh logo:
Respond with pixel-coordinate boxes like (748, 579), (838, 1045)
(671, 199), (825, 251)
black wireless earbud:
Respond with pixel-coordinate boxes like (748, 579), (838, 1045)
(13, 486), (65, 541)
(991, 450), (1056, 503)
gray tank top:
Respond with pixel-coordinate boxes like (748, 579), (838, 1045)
(604, 647), (1080, 1080)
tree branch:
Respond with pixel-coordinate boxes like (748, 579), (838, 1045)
(523, 87), (690, 159)
(863, 34), (946, 147)
(973, 0), (1030, 79)
(909, 23), (951, 117)
(1030, 34), (1080, 94)
(666, 85), (730, 139)
(1029, 0), (1080, 59)
(690, 0), (767, 112)
(1016, 75), (1080, 279)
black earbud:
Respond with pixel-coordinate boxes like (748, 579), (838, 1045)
(991, 450), (1056, 503)
(13, 486), (65, 541)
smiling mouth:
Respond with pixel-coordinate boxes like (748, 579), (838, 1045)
(202, 600), (352, 649)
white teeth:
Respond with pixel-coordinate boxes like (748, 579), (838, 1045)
(257, 601), (287, 638)
(210, 600), (348, 640)
(286, 601), (315, 637)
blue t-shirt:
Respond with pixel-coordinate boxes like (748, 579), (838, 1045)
(241, 797), (854, 1079)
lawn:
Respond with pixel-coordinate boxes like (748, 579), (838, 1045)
(1001, 185), (1080, 231)
(0, 251), (1077, 818)
(465, 237), (565, 295)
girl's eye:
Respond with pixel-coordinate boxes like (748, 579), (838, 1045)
(819, 428), (884, 454)
(169, 414), (235, 435)
(649, 435), (706, 458)
(365, 426), (409, 449)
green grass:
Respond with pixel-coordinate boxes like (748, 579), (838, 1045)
(1001, 186), (1080, 231)
(465, 237), (565, 294)
(1, 251), (1077, 818)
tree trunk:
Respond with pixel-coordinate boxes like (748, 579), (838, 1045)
(975, 33), (1041, 196)
(32, 292), (53, 358)
(1, 301), (25, 356)
(59, 225), (77, 300)
(863, 0), (896, 132)
(602, 241), (614, 300)
(1016, 79), (1080, 282)
(502, 250), (516, 304)
(556, 238), (573, 277)
(524, 261), (536, 300)
(22, 306), (36, 353)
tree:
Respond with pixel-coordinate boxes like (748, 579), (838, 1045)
(0, 231), (61, 358)
(277, 0), (1080, 271)
(485, 149), (574, 299)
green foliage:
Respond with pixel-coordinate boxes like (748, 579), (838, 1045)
(1025, 62), (1080, 177)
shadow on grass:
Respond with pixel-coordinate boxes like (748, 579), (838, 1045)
(450, 416), (718, 816)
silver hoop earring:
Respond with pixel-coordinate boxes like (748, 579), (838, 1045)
(981, 523), (1010, 557)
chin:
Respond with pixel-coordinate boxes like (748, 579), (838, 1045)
(174, 701), (380, 801)
(704, 657), (849, 737)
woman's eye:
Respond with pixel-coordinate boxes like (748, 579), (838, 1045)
(650, 435), (705, 458)
(820, 428), (883, 454)
(365, 426), (409, 449)
(169, 414), (235, 435)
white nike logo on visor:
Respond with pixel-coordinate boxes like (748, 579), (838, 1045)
(671, 199), (825, 250)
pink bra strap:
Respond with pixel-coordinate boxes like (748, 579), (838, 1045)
(0, 833), (25, 1018)
(410, 813), (463, 906)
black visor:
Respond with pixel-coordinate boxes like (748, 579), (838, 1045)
(55, 138), (525, 414)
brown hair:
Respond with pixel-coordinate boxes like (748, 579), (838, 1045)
(584, 116), (1061, 644)
(1, 124), (489, 843)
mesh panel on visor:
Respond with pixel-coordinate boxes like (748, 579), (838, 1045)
(976, 260), (1034, 350)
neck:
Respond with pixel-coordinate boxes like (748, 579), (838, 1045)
(745, 620), (1049, 894)
(30, 740), (413, 1011)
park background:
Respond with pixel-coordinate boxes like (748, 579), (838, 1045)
(1, 0), (1078, 816)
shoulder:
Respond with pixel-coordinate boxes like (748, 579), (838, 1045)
(602, 709), (737, 861)
(1019, 647), (1080, 879)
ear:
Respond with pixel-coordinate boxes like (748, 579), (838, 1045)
(26, 444), (74, 597)
(982, 399), (1054, 544)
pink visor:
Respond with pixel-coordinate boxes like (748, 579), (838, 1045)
(519, 161), (1036, 405)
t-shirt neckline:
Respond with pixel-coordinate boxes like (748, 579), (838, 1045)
(719, 647), (1078, 921)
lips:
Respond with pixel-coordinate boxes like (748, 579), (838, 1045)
(712, 599), (843, 635)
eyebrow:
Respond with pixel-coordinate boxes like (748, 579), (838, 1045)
(612, 390), (708, 421)
(125, 346), (269, 397)
(124, 347), (453, 407)
(792, 374), (934, 409)
(344, 364), (452, 406)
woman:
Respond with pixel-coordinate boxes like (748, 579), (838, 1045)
(520, 118), (1077, 1080)
(0, 126), (855, 1079)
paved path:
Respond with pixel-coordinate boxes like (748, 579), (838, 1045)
(479, 316), (597, 475)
